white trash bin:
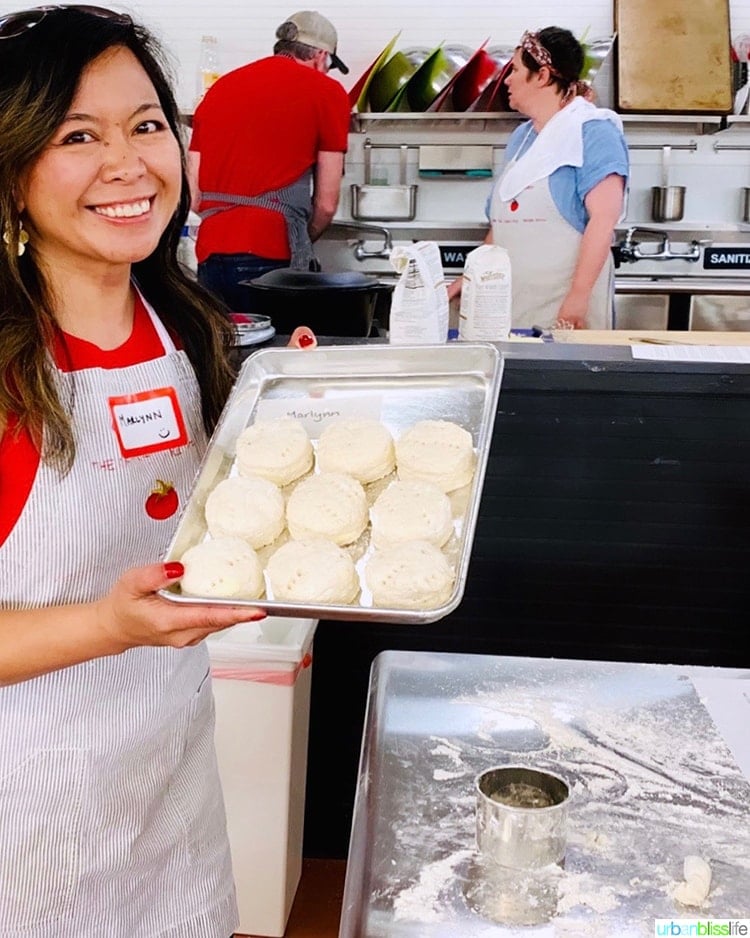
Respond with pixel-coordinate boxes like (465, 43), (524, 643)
(207, 617), (317, 937)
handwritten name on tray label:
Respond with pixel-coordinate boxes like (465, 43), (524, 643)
(255, 395), (383, 437)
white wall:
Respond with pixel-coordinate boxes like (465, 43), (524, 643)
(2, 0), (748, 111)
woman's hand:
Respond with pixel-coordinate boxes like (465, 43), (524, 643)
(95, 562), (266, 652)
(288, 326), (317, 349)
(446, 277), (464, 302)
(555, 290), (589, 329)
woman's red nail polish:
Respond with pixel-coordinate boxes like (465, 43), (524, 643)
(164, 562), (184, 579)
(299, 334), (314, 348)
(249, 611), (267, 621)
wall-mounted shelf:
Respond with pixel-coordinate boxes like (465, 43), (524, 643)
(621, 113), (726, 135)
(351, 110), (731, 135)
(620, 114), (724, 124)
(350, 112), (524, 133)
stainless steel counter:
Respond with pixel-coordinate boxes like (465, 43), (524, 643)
(340, 652), (750, 936)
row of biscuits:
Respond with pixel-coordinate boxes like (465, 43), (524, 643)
(180, 416), (475, 610)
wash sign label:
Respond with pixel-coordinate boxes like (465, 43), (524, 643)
(439, 244), (482, 268)
(703, 245), (750, 269)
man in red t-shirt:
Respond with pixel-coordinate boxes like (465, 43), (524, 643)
(188, 10), (351, 315)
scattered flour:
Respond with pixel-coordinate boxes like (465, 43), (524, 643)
(434, 768), (467, 781)
(377, 668), (750, 933)
(392, 850), (473, 922)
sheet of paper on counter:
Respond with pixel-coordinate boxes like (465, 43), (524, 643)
(690, 674), (750, 781)
(631, 344), (750, 363)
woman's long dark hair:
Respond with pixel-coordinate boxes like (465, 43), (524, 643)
(0, 8), (235, 472)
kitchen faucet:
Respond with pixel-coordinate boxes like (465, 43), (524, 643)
(615, 226), (710, 263)
(330, 221), (393, 261)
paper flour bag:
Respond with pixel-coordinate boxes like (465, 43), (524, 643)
(458, 244), (512, 341)
(388, 241), (449, 344)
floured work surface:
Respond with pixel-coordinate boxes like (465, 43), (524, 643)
(341, 652), (750, 936)
(160, 344), (503, 624)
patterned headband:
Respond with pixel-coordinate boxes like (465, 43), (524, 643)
(519, 30), (557, 72)
(518, 29), (594, 103)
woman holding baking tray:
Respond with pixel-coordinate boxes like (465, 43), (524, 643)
(0, 7), (313, 936)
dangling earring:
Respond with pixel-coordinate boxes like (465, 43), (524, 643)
(3, 219), (29, 256)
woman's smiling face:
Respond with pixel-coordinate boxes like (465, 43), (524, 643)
(18, 45), (182, 274)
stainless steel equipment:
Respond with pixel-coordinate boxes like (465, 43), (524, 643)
(742, 187), (750, 224)
(611, 226), (750, 328)
(319, 219), (750, 332)
(340, 651), (750, 936)
(651, 146), (686, 222)
(351, 143), (417, 221)
(651, 185), (686, 222)
(160, 343), (504, 624)
(475, 766), (570, 870)
(615, 0), (733, 113)
(616, 226), (706, 263)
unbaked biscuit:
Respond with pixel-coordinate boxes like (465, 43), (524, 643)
(235, 417), (313, 487)
(316, 418), (396, 484)
(365, 540), (455, 610)
(205, 475), (285, 549)
(266, 538), (360, 604)
(370, 480), (454, 550)
(180, 536), (265, 600)
(395, 419), (475, 493)
(286, 472), (368, 546)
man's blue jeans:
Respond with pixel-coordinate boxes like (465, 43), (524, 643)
(197, 253), (287, 316)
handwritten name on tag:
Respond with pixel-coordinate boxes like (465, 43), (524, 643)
(109, 386), (188, 457)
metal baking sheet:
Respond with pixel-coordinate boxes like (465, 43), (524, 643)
(615, 0), (733, 114)
(341, 652), (750, 936)
(159, 343), (503, 624)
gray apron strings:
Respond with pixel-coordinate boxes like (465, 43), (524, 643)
(200, 169), (315, 270)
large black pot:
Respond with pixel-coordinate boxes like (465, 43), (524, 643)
(241, 269), (393, 337)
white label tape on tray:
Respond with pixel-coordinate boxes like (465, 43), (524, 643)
(256, 395), (384, 436)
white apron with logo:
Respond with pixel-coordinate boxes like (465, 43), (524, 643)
(0, 302), (237, 938)
(489, 169), (614, 330)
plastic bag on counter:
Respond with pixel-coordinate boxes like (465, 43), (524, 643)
(458, 244), (512, 341)
(388, 241), (449, 344)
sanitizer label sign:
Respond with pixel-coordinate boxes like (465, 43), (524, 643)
(703, 245), (750, 269)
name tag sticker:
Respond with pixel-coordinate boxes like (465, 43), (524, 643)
(109, 386), (188, 458)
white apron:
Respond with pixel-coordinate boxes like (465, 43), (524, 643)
(0, 300), (237, 938)
(489, 167), (614, 330)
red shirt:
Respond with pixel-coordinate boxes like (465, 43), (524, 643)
(0, 296), (168, 546)
(190, 55), (350, 263)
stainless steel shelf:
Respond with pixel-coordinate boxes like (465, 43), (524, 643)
(351, 111), (728, 134)
(620, 113), (724, 125)
(350, 112), (524, 132)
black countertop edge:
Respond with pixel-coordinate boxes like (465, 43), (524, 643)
(236, 335), (750, 373)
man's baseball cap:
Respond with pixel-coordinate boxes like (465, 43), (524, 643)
(276, 10), (349, 74)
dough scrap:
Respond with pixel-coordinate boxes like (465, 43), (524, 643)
(205, 475), (285, 548)
(365, 540), (455, 610)
(673, 855), (712, 907)
(316, 418), (396, 483)
(286, 472), (368, 546)
(181, 536), (265, 600)
(370, 480), (454, 550)
(235, 417), (313, 487)
(395, 419), (475, 493)
(266, 538), (360, 604)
